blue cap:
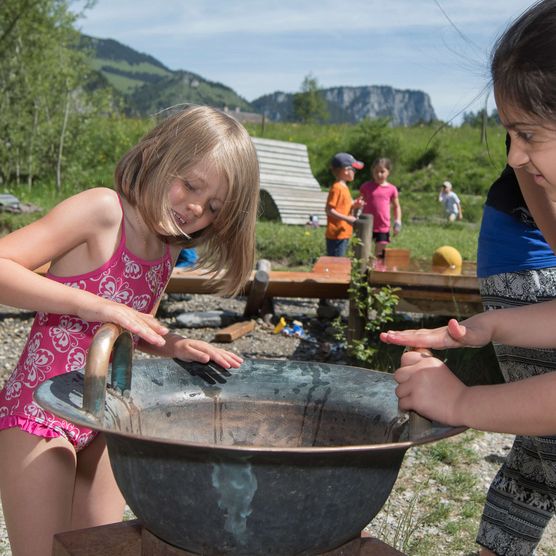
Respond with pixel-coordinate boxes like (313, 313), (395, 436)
(331, 152), (364, 170)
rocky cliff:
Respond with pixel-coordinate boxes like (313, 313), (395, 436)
(252, 85), (436, 126)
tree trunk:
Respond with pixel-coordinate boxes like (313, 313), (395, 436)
(27, 101), (39, 190)
(56, 89), (70, 191)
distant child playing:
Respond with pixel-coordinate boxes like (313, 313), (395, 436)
(0, 105), (260, 556)
(359, 158), (402, 256)
(380, 2), (556, 554)
(325, 152), (365, 257)
(438, 180), (463, 221)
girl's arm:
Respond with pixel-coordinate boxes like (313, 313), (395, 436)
(382, 299), (556, 350)
(395, 350), (556, 435)
(392, 196), (402, 223)
(0, 188), (168, 346)
(392, 196), (402, 233)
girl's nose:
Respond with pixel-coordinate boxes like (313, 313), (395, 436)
(507, 141), (529, 169)
(188, 203), (204, 218)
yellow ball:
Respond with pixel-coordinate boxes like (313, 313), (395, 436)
(432, 245), (462, 269)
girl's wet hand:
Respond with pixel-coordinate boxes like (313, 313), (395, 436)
(175, 338), (243, 369)
(394, 351), (467, 426)
(380, 321), (463, 350)
(78, 297), (168, 346)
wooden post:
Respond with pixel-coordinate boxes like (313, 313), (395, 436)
(347, 215), (373, 344)
(353, 214), (373, 272)
(243, 259), (271, 318)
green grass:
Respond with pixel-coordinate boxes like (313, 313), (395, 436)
(90, 58), (171, 77)
(369, 430), (489, 555)
(255, 219), (480, 268)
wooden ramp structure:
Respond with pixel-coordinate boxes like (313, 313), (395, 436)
(253, 137), (328, 225)
(167, 257), (482, 317)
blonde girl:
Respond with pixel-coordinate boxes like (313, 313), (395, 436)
(0, 105), (259, 556)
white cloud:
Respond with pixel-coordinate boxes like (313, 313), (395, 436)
(73, 0), (535, 121)
(76, 0), (531, 37)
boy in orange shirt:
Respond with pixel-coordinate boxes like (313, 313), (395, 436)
(325, 152), (365, 256)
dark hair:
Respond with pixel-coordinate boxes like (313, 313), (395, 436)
(371, 157), (392, 171)
(491, 0), (556, 120)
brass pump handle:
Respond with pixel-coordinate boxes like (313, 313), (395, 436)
(83, 323), (133, 421)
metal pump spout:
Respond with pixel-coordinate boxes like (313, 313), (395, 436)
(83, 323), (133, 421)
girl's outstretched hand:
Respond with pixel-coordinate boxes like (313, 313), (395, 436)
(380, 317), (489, 350)
(395, 350), (467, 426)
(77, 295), (169, 347)
(174, 338), (244, 369)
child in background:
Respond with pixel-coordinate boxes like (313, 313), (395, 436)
(359, 158), (402, 257)
(324, 152), (365, 257)
(0, 105), (259, 556)
(380, 3), (556, 553)
(438, 180), (463, 221)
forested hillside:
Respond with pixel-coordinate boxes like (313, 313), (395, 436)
(80, 35), (252, 115)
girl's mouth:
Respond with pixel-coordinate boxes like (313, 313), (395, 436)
(172, 210), (188, 226)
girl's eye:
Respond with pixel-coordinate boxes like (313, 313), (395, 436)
(516, 130), (534, 142)
(183, 180), (194, 191)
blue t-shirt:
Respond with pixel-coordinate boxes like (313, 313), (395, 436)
(477, 205), (556, 278)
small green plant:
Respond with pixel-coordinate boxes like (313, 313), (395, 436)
(369, 482), (427, 552)
(334, 238), (400, 365)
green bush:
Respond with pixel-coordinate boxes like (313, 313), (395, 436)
(255, 222), (324, 268)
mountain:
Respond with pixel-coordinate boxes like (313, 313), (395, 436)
(252, 86), (437, 126)
(80, 35), (437, 124)
(79, 35), (252, 115)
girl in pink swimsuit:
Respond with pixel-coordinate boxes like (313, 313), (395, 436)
(0, 105), (260, 556)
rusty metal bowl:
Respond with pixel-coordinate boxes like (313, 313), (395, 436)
(36, 325), (464, 555)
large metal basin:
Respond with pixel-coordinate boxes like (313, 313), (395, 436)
(35, 325), (464, 555)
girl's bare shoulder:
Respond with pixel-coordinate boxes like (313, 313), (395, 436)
(64, 187), (122, 227)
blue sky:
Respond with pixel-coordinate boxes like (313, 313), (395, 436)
(73, 0), (535, 123)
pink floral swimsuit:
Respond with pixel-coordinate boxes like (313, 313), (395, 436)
(0, 207), (173, 451)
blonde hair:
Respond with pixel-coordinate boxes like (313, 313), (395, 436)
(115, 105), (259, 296)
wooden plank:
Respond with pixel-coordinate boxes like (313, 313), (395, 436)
(214, 320), (256, 342)
(52, 519), (142, 556)
(370, 269), (479, 290)
(37, 258), (481, 315)
(311, 256), (351, 276)
(141, 527), (193, 555)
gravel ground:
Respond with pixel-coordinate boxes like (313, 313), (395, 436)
(0, 295), (555, 555)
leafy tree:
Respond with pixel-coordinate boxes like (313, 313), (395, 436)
(346, 118), (401, 188)
(292, 74), (329, 124)
(461, 108), (499, 128)
(0, 0), (103, 190)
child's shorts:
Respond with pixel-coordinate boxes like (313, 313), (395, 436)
(372, 231), (390, 243)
